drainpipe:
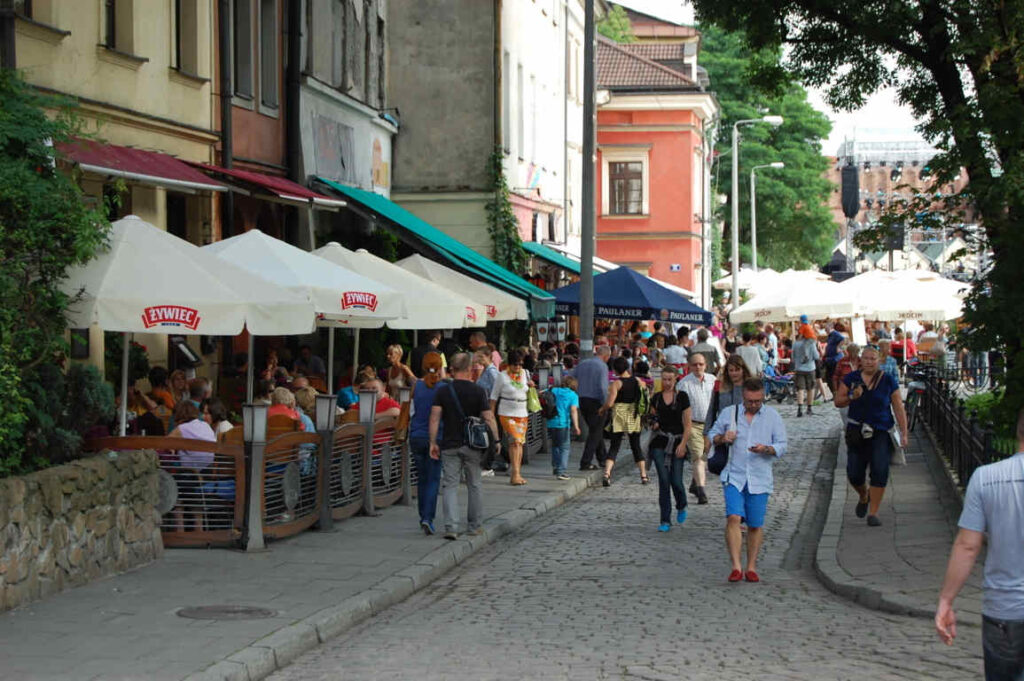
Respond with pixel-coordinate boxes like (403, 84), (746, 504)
(218, 0), (234, 236)
(562, 0), (569, 244)
(493, 0), (502, 151)
(0, 0), (15, 69)
(286, 0), (302, 182)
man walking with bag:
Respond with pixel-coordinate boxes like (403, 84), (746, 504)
(429, 352), (500, 540)
(573, 344), (611, 470)
(706, 378), (787, 583)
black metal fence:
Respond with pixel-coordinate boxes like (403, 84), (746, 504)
(919, 369), (1014, 488)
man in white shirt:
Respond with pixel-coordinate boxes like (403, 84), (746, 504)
(662, 335), (688, 369)
(735, 332), (764, 377)
(678, 353), (716, 504)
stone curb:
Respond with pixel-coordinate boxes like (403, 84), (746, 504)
(813, 428), (944, 622)
(183, 467), (607, 681)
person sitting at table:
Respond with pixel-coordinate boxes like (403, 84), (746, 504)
(336, 371), (372, 410)
(268, 387), (307, 429)
(148, 366), (175, 409)
(167, 400), (216, 532)
(367, 379), (401, 416)
(169, 369), (189, 405)
(254, 379), (275, 405)
(293, 344), (326, 378)
(203, 398), (233, 438)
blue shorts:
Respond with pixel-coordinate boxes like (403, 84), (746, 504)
(723, 483), (770, 528)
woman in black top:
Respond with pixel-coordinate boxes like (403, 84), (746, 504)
(649, 367), (692, 531)
(599, 356), (648, 486)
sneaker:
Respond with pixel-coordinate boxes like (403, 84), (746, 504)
(676, 509), (687, 524)
(807, 406), (814, 415)
(867, 515), (882, 527)
(556, 474), (571, 481)
(481, 469), (495, 477)
(697, 487), (708, 505)
(443, 531), (458, 540)
(658, 522), (671, 532)
(855, 499), (869, 518)
(602, 476), (611, 487)
(420, 520), (435, 535)
(797, 407), (803, 417)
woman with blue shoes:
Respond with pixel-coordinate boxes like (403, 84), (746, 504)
(648, 367), (692, 532)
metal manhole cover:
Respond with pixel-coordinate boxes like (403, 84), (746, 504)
(176, 605), (278, 620)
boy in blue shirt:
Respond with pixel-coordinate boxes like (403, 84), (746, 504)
(547, 376), (581, 479)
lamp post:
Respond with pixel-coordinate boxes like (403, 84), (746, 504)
(314, 393), (336, 531)
(552, 362), (563, 387)
(731, 116), (783, 306)
(750, 162), (785, 273)
(242, 402), (268, 551)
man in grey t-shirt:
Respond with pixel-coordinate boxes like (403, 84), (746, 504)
(936, 407), (1024, 680)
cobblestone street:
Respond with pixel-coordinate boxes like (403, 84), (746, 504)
(270, 406), (984, 680)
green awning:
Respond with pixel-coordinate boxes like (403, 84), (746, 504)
(316, 178), (555, 319)
(522, 241), (598, 276)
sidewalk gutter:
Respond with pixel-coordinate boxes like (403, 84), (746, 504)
(814, 430), (938, 621)
(184, 466), (610, 681)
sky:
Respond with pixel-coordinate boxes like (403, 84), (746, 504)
(611, 0), (925, 156)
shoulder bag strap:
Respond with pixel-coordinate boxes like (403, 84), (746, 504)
(447, 382), (468, 422)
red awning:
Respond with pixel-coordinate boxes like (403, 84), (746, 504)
(188, 163), (346, 209)
(58, 139), (228, 193)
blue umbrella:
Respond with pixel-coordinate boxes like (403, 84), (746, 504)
(552, 267), (713, 326)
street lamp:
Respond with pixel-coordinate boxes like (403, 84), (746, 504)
(731, 115), (783, 306)
(750, 162), (785, 272)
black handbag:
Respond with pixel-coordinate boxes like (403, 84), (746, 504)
(447, 383), (491, 451)
(707, 404), (738, 475)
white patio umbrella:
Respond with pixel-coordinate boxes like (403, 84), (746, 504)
(61, 216), (316, 434)
(730, 278), (864, 323)
(396, 253), (529, 322)
(312, 242), (486, 387)
(840, 270), (965, 322)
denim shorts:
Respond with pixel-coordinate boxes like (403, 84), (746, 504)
(723, 482), (770, 528)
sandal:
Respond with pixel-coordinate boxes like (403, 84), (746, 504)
(602, 475), (611, 487)
(640, 476), (650, 485)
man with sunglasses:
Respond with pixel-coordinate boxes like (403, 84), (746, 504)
(707, 378), (788, 583)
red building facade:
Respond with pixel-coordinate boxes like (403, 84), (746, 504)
(594, 36), (717, 300)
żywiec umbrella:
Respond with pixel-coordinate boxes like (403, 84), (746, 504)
(840, 270), (965, 322)
(395, 254), (529, 322)
(552, 267), (713, 326)
(729, 278), (864, 323)
(312, 242), (486, 387)
(61, 216), (316, 434)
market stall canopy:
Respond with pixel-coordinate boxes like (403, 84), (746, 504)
(201, 229), (405, 325)
(312, 242), (485, 329)
(839, 270), (965, 321)
(552, 267), (712, 326)
(396, 254), (529, 321)
(315, 178), (555, 318)
(61, 216), (316, 335)
(729, 278), (863, 323)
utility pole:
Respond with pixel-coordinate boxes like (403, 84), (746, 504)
(579, 0), (595, 358)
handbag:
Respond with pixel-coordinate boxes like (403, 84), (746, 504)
(446, 383), (491, 451)
(707, 404), (738, 475)
(526, 386), (542, 414)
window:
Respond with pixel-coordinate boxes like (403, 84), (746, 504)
(331, 0), (344, 88)
(233, 0), (253, 99)
(14, 0), (32, 18)
(529, 74), (537, 161)
(174, 0), (199, 75)
(609, 161), (643, 215)
(104, 0), (134, 53)
(258, 0), (278, 108)
(376, 16), (385, 107)
(502, 51), (511, 152)
(516, 64), (524, 159)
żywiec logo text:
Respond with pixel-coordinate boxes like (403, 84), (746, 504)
(341, 291), (378, 312)
(466, 307), (477, 322)
(485, 305), (497, 318)
(141, 306), (201, 330)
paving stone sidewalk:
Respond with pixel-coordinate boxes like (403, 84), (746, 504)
(816, 417), (985, 621)
(0, 442), (607, 681)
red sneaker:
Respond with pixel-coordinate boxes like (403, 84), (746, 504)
(728, 569), (743, 583)
(744, 570), (760, 583)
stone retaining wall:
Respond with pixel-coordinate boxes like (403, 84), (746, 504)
(0, 450), (163, 612)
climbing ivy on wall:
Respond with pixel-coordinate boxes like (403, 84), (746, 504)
(484, 148), (528, 274)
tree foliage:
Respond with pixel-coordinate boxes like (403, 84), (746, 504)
(700, 25), (835, 271)
(0, 69), (111, 474)
(692, 0), (1024, 423)
(597, 5), (636, 43)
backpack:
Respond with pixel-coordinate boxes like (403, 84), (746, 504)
(799, 339), (815, 366)
(540, 388), (559, 420)
(635, 380), (650, 418)
(446, 383), (491, 450)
